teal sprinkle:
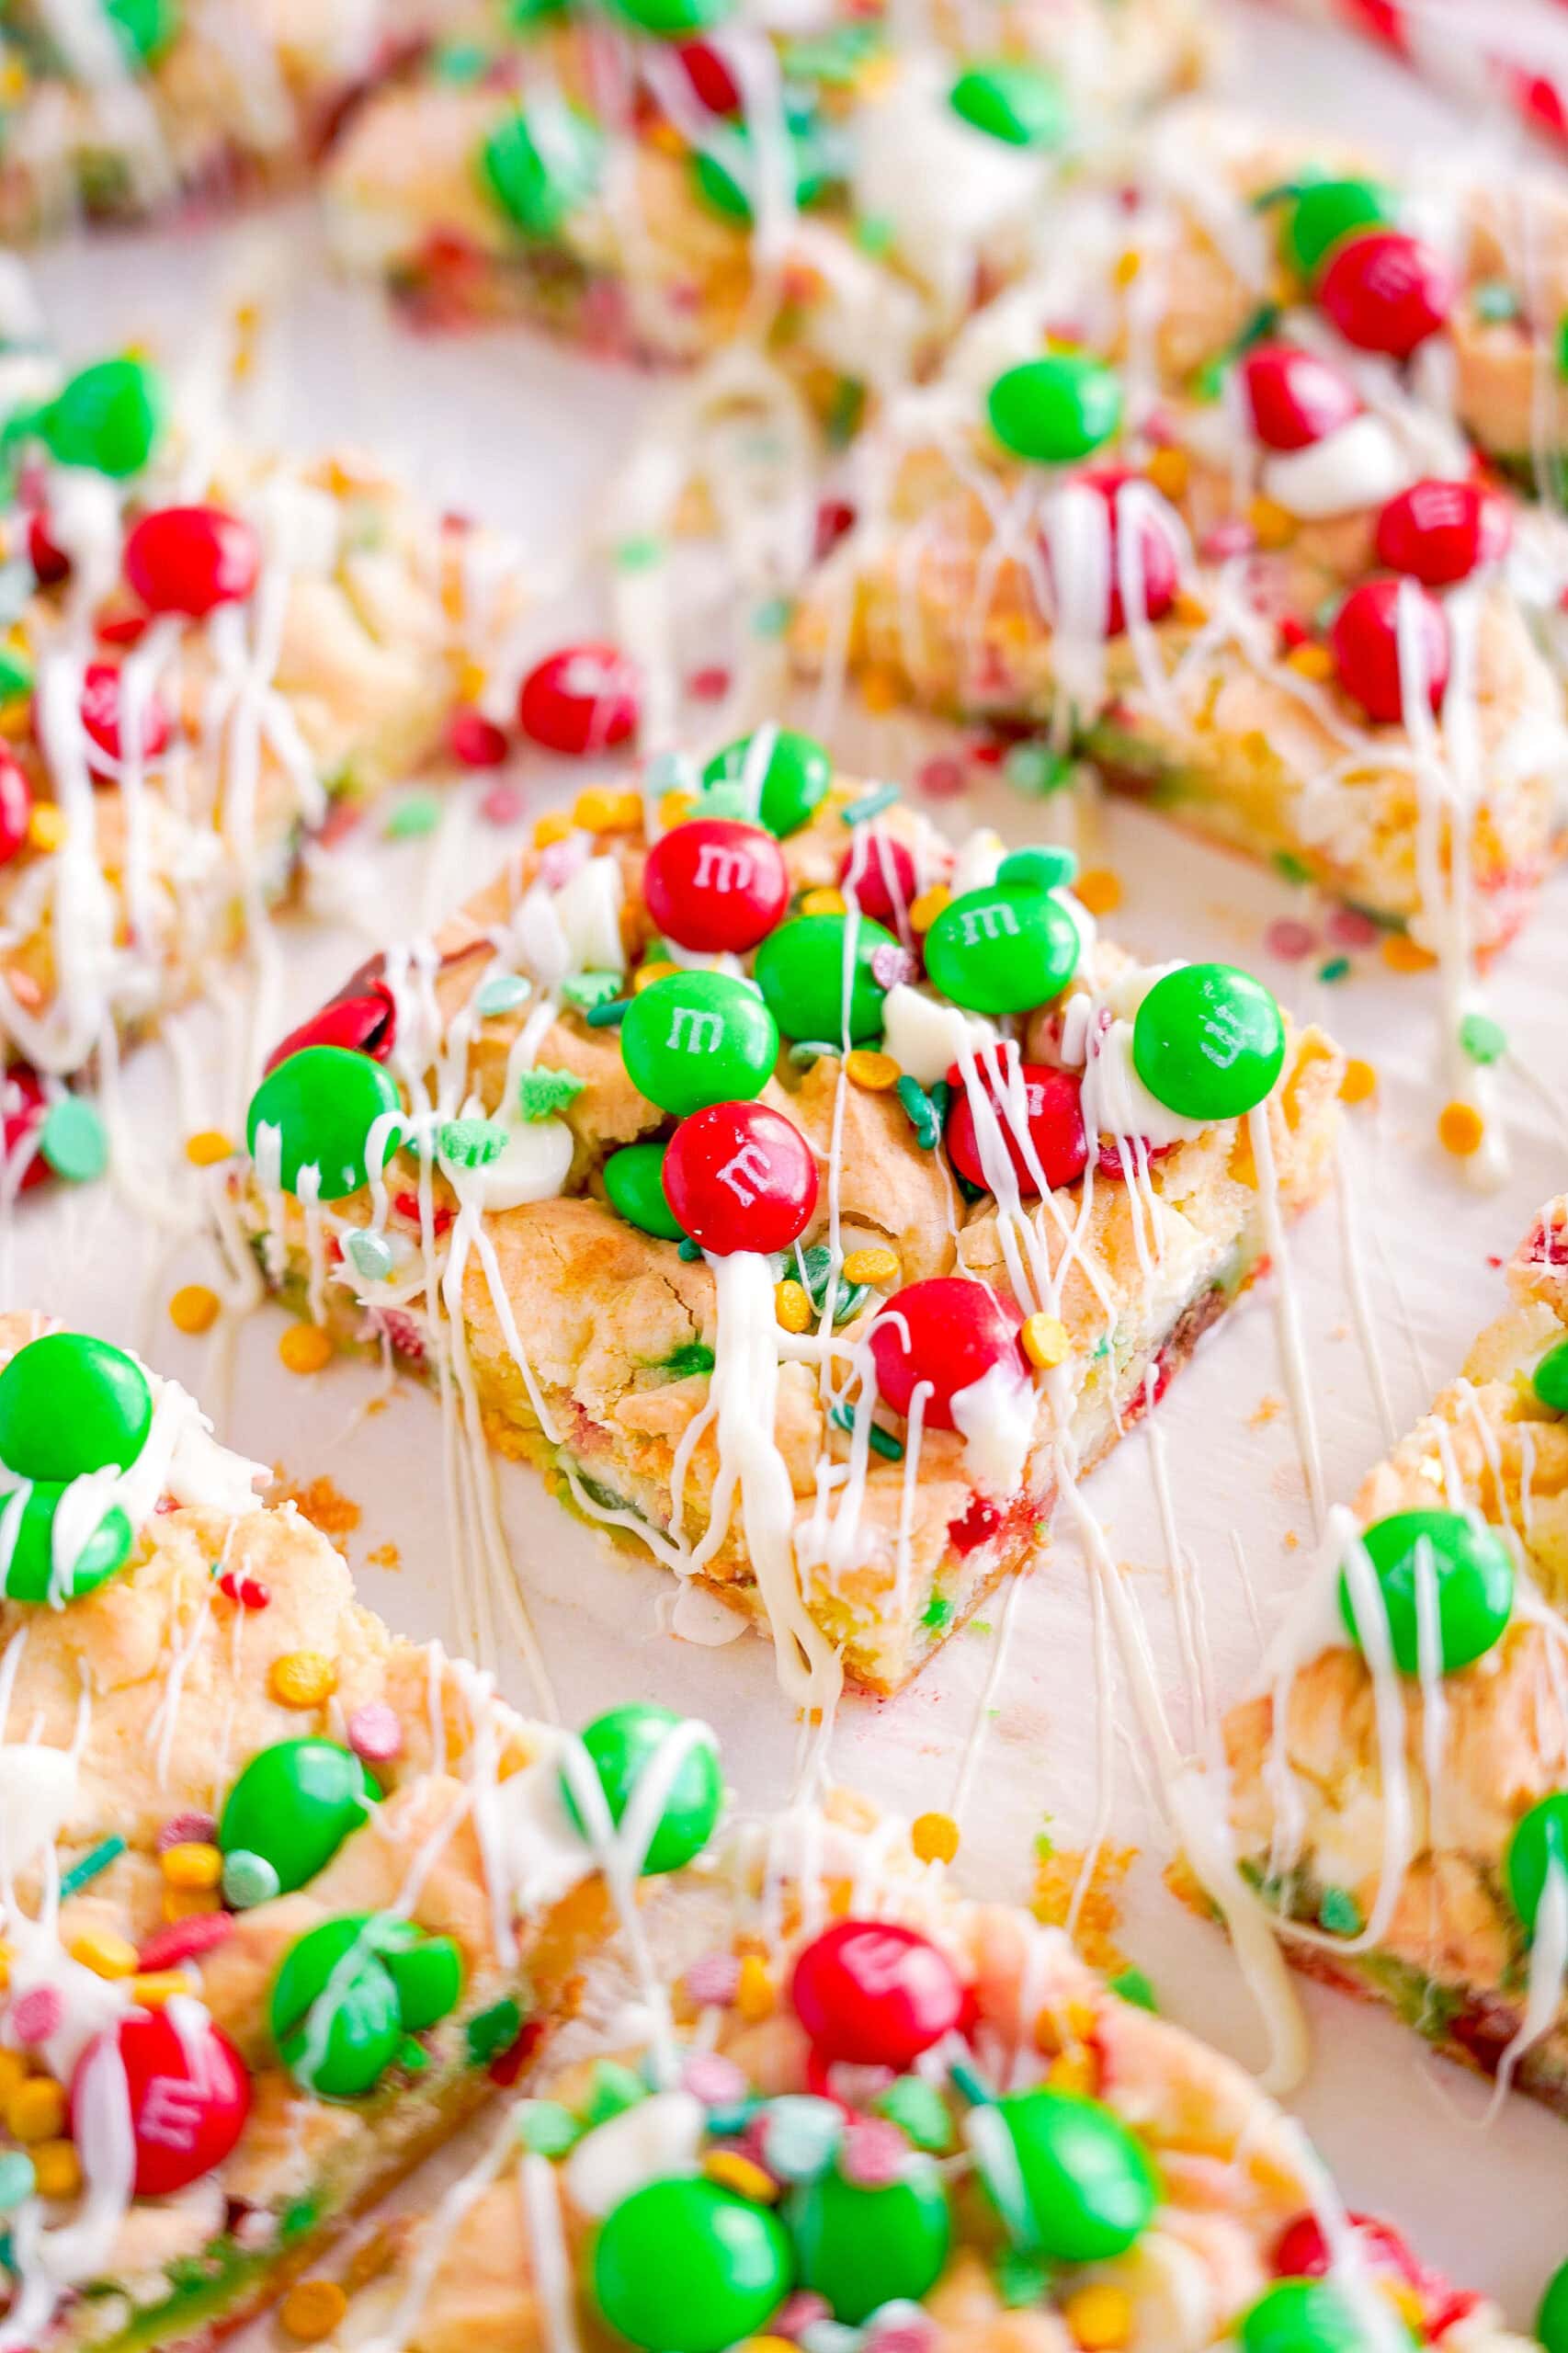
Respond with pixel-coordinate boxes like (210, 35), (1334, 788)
(1313, 590), (1345, 631)
(1002, 741), (1074, 797)
(582, 2061), (645, 2124)
(678, 1236), (703, 1261)
(222, 1847), (280, 1910)
(827, 1400), (903, 1460)
(854, 213), (895, 255)
(873, 2075), (953, 2154)
(517, 1065), (585, 1120)
(997, 845), (1077, 892)
(946, 2053), (993, 2107)
(644, 749), (698, 798)
(515, 2098), (580, 2154)
(1233, 301), (1281, 352)
(585, 995), (631, 1028)
(560, 970), (621, 1014)
(346, 1228), (396, 1282)
(995, 2248), (1053, 2309)
(697, 780), (755, 824)
(437, 1116), (507, 1168)
(1318, 1884), (1364, 1937)
(614, 534), (664, 572)
(432, 40), (490, 82)
(466, 1996), (522, 2064)
(841, 783), (901, 826)
(1316, 955), (1351, 983)
(929, 1078), (951, 1124)
(59, 1834), (125, 1898)
(789, 1040), (838, 1068)
(1108, 1966), (1157, 2012)
(1472, 278), (1520, 323)
(0, 2154), (35, 2212)
(797, 1244), (867, 1324)
(1270, 849), (1313, 885)
(474, 973), (532, 1017)
(896, 1073), (939, 1150)
(383, 793), (443, 840)
(752, 596), (793, 639)
(1459, 1011), (1507, 1066)
(921, 1591), (953, 1631)
(40, 1095), (108, 1185)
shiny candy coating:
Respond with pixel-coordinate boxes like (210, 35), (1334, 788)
(753, 912), (896, 1044)
(0, 1331), (152, 1480)
(790, 2157), (951, 2323)
(81, 659), (171, 771)
(662, 1099), (818, 1255)
(1060, 467), (1180, 637)
(869, 1276), (1027, 1428)
(602, 1140), (687, 1240)
(1534, 1337), (1568, 1413)
(987, 353), (1122, 464)
(265, 981), (397, 1074)
(1282, 176), (1396, 277)
(944, 1060), (1088, 1197)
(608, 0), (733, 30)
(643, 817), (789, 952)
(516, 642), (639, 754)
(701, 729), (832, 837)
(620, 969), (778, 1116)
(1318, 229), (1455, 358)
(1240, 344), (1359, 451)
(1506, 1793), (1568, 1937)
(76, 2009), (250, 2195)
(1330, 575), (1449, 724)
(218, 1738), (378, 1894)
(271, 1914), (458, 2098)
(983, 2086), (1158, 2259)
(690, 123), (828, 225)
(1338, 1508), (1514, 1675)
(481, 107), (604, 238)
(0, 747), (33, 866)
(41, 357), (166, 478)
(245, 1044), (404, 1200)
(838, 832), (917, 926)
(105, 0), (182, 63)
(124, 505), (261, 618)
(1237, 2279), (1363, 2353)
(924, 884), (1080, 1015)
(1374, 478), (1511, 586)
(561, 1703), (722, 1873)
(1539, 2257), (1568, 2353)
(790, 1919), (965, 2068)
(0, 1484), (133, 1602)
(1131, 962), (1286, 1121)
(591, 2177), (792, 2353)
(948, 59), (1067, 148)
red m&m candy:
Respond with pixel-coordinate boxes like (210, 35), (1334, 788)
(791, 1920), (965, 2070)
(676, 36), (741, 112)
(1330, 575), (1449, 724)
(868, 1277), (1026, 1427)
(838, 832), (918, 926)
(80, 660), (171, 773)
(944, 1060), (1088, 1196)
(264, 979), (397, 1074)
(517, 642), (640, 756)
(1274, 2211), (1422, 2287)
(0, 747), (32, 866)
(124, 505), (261, 619)
(1319, 230), (1455, 358)
(643, 817), (789, 952)
(1051, 472), (1179, 637)
(662, 1099), (818, 1255)
(1374, 478), (1511, 586)
(74, 2006), (250, 2195)
(1240, 344), (1359, 451)
(28, 508), (70, 587)
(3, 1067), (50, 1193)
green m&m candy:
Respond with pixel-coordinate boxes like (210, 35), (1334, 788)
(271, 1915), (404, 2098)
(41, 357), (165, 479)
(0, 1485), (133, 1603)
(754, 912), (896, 1044)
(1538, 2256), (1568, 2353)
(603, 1141), (686, 1241)
(219, 1738), (378, 1895)
(923, 885), (1079, 1016)
(690, 124), (829, 226)
(619, 971), (778, 1118)
(1131, 962), (1285, 1121)
(702, 729), (832, 837)
(1282, 176), (1396, 278)
(975, 2086), (1158, 2260)
(949, 60), (1068, 149)
(0, 1332), (152, 1480)
(1338, 1508), (1514, 1676)
(1533, 1338), (1568, 1413)
(375, 1919), (464, 2030)
(1505, 1794), (1568, 1937)
(608, 0), (733, 30)
(789, 2158), (950, 2324)
(1238, 2279), (1363, 2353)
(592, 2177), (792, 2353)
(104, 0), (183, 63)
(479, 104), (604, 237)
(562, 1704), (722, 1874)
(986, 353), (1122, 464)
(245, 1044), (403, 1200)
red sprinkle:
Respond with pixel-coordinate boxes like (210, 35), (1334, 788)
(218, 1572), (270, 1609)
(449, 708), (509, 768)
(915, 755), (967, 799)
(687, 665), (731, 701)
(137, 1913), (238, 1972)
(394, 1189), (454, 1235)
(156, 1812), (217, 1852)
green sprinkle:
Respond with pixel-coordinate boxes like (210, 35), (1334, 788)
(896, 1073), (940, 1150)
(561, 970), (621, 1014)
(1473, 278), (1520, 323)
(1271, 849), (1313, 885)
(1318, 1884), (1364, 1937)
(997, 846), (1077, 892)
(789, 1040), (838, 1068)
(854, 213), (895, 256)
(40, 1095), (108, 1184)
(969, 1620), (994, 1637)
(383, 793), (443, 840)
(841, 783), (900, 825)
(585, 995), (631, 1028)
(437, 1116), (507, 1168)
(466, 1996), (523, 2064)
(677, 1236), (703, 1261)
(1558, 313), (1568, 382)
(1459, 1011), (1507, 1066)
(1316, 955), (1351, 983)
(873, 2075), (953, 2153)
(779, 23), (881, 81)
(1191, 356), (1227, 404)
(515, 2097), (580, 2154)
(658, 1341), (715, 1379)
(582, 2061), (645, 2124)
(398, 2036), (430, 2073)
(1002, 741), (1074, 797)
(279, 2196), (319, 2244)
(921, 1591), (954, 1631)
(60, 1833), (126, 1898)
(614, 534), (664, 572)
(1247, 178), (1305, 211)
(346, 1228), (396, 1282)
(752, 596), (793, 639)
(517, 1065), (585, 1120)
(1108, 1966), (1157, 2012)
(474, 974), (532, 1017)
(825, 375), (867, 449)
(1233, 301), (1281, 352)
(0, 646), (32, 703)
(995, 2248), (1054, 2309)
(798, 1245), (867, 1325)
(827, 1400), (903, 1459)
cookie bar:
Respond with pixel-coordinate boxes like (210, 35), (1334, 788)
(230, 750), (1343, 1700)
(0, 1311), (729, 2353)
(0, 342), (524, 1180)
(1183, 1195), (1568, 2118)
(329, 1790), (1527, 2353)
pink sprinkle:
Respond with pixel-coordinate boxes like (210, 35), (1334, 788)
(449, 709), (509, 770)
(347, 1702), (403, 1764)
(156, 1812), (217, 1852)
(681, 2052), (747, 2107)
(773, 2294), (832, 2340)
(687, 666), (731, 702)
(682, 1952), (741, 2006)
(138, 1913), (237, 1972)
(1264, 918), (1316, 961)
(869, 943), (914, 990)
(868, 2325), (937, 2353)
(1201, 520), (1255, 562)
(1327, 906), (1379, 949)
(539, 837), (588, 890)
(915, 756), (966, 800)
(12, 1988), (62, 2044)
(840, 2116), (909, 2188)
(480, 784), (524, 827)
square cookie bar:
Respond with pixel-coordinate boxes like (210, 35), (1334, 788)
(231, 746), (1343, 1699)
(1181, 1195), (1568, 2118)
(0, 1312), (727, 2353)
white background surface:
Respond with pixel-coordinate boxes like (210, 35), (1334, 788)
(13, 0), (1568, 2322)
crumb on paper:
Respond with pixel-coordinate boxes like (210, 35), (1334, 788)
(1032, 1841), (1136, 1974)
(365, 1541), (402, 1572)
(273, 1471), (363, 1550)
(1249, 1393), (1283, 1428)
(1283, 1529), (1301, 1552)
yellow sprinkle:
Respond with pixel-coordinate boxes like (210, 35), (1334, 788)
(658, 790), (696, 831)
(168, 1283), (221, 1336)
(28, 804), (67, 854)
(1382, 2283), (1426, 2333)
(842, 1245), (899, 1285)
(160, 1841), (222, 1891)
(0, 1946), (8, 1992)
(859, 665), (903, 715)
(1046, 2048), (1098, 2098)
(68, 1929), (137, 1980)
(1022, 1313), (1070, 1370)
(269, 1650), (338, 1709)
(279, 2281), (349, 2344)
(1074, 867), (1122, 915)
(163, 1885), (221, 1923)
(1063, 2283), (1133, 2351)
(911, 1811), (960, 1865)
(633, 961), (679, 993)
(800, 885), (846, 917)
(1339, 1058), (1377, 1105)
(30, 2141), (82, 2200)
(1173, 589), (1209, 629)
(6, 2079), (67, 2143)
(1437, 1100), (1484, 1157)
(1112, 248), (1142, 287)
(703, 2150), (779, 2202)
(127, 1970), (194, 2008)
(645, 118), (687, 158)
(573, 786), (642, 835)
(733, 1954), (775, 2022)
(1143, 446), (1188, 501)
(532, 811), (575, 849)
(1248, 494), (1297, 551)
(775, 1279), (812, 1335)
(843, 1048), (900, 1093)
(0, 2052), (28, 2103)
(184, 1130), (234, 1166)
(278, 1324), (334, 1377)
(1285, 642), (1335, 682)
(740, 2341), (798, 2353)
(456, 657), (488, 704)
(1381, 932), (1437, 973)
(908, 884), (950, 935)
